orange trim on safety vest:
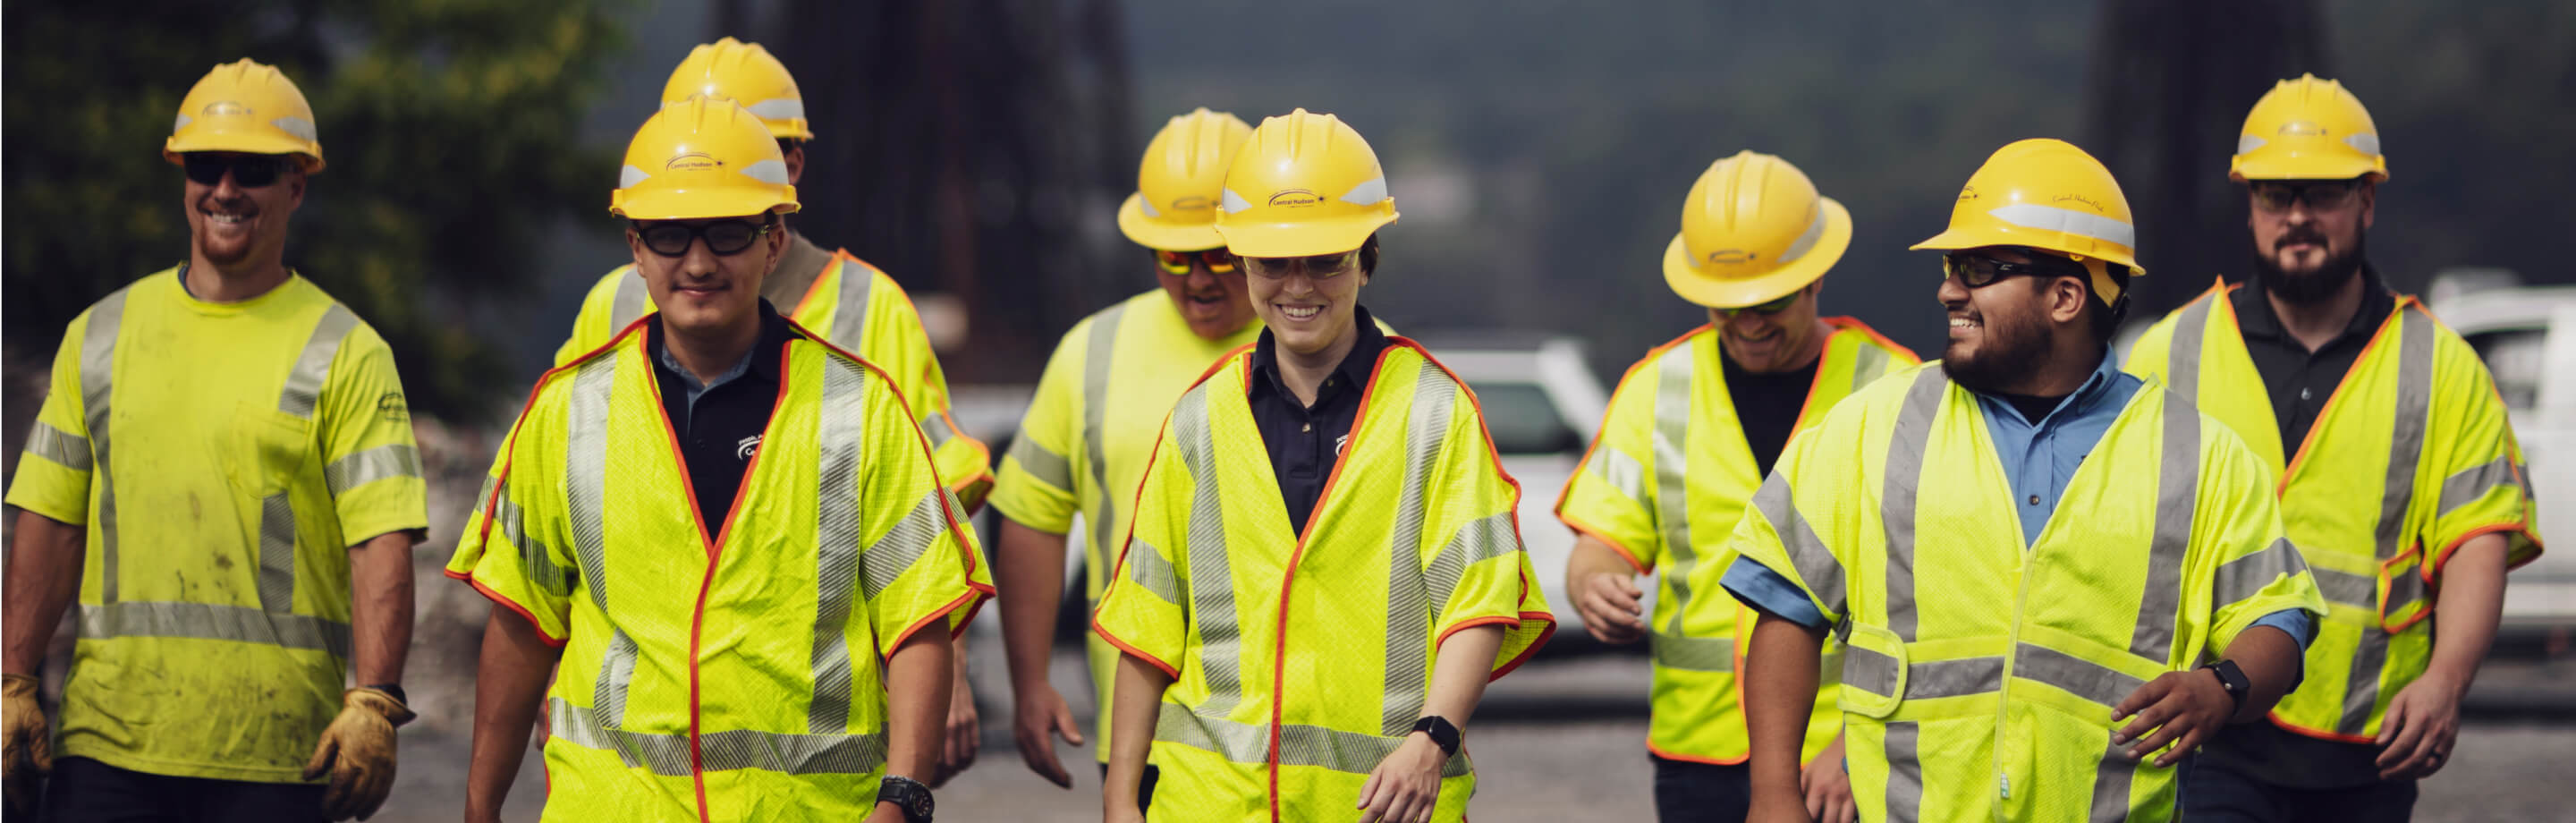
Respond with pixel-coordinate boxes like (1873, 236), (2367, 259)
(445, 568), (569, 648)
(1561, 516), (1652, 575)
(1554, 326), (1706, 521)
(2275, 297), (2423, 494)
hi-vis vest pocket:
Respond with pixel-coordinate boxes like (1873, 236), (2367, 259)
(229, 403), (315, 497)
(2378, 546), (2432, 633)
(1838, 622), (1908, 718)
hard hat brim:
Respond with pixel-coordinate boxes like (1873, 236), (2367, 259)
(610, 185), (801, 221)
(164, 134), (325, 174)
(1117, 192), (1226, 251)
(1213, 211), (1398, 259)
(1661, 198), (1852, 310)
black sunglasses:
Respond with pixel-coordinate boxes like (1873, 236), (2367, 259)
(1716, 290), (1802, 318)
(631, 219), (776, 258)
(1942, 250), (2086, 289)
(182, 154), (293, 188)
(2250, 180), (2360, 213)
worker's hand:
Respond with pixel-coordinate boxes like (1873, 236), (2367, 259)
(2112, 669), (2231, 768)
(530, 698), (549, 752)
(1800, 734), (1855, 823)
(1356, 731), (1445, 823)
(1572, 571), (1648, 644)
(302, 686), (413, 821)
(2375, 668), (2467, 780)
(1011, 680), (1085, 788)
(932, 666), (979, 787)
(4, 674), (52, 810)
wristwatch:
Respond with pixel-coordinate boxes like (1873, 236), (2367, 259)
(1411, 715), (1461, 758)
(879, 775), (934, 822)
(2200, 659), (2250, 714)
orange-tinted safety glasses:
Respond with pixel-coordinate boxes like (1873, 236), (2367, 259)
(1155, 249), (1238, 276)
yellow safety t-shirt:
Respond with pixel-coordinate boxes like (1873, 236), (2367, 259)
(1093, 339), (1554, 823)
(447, 322), (994, 821)
(6, 267), (428, 782)
(2125, 282), (2542, 742)
(1720, 364), (2326, 822)
(554, 250), (991, 510)
(1555, 318), (1915, 765)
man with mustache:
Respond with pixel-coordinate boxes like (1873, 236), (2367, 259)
(1555, 150), (1915, 823)
(2127, 75), (2542, 823)
(1721, 139), (2325, 822)
(3, 60), (426, 821)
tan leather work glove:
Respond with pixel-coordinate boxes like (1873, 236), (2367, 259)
(3, 674), (50, 811)
(303, 686), (414, 821)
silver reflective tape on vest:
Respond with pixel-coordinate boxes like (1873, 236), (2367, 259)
(258, 492), (298, 614)
(831, 260), (874, 348)
(566, 358), (617, 612)
(82, 289), (130, 604)
(1007, 436), (1074, 491)
(2341, 629), (2390, 737)
(491, 489), (571, 598)
(1882, 369), (1950, 641)
(1585, 446), (1648, 511)
(1651, 347), (1696, 637)
(1883, 720), (1924, 823)
(1649, 632), (1734, 672)
(1843, 644), (1900, 700)
(2013, 643), (2144, 708)
(2167, 297), (2215, 403)
(699, 725), (889, 775)
(608, 270), (649, 331)
(1154, 701), (1266, 763)
(2089, 736), (2135, 823)
(2385, 568), (2427, 615)
(860, 490), (950, 601)
(1905, 656), (2005, 700)
(1154, 703), (1469, 778)
(2342, 310), (2435, 735)
(23, 421), (91, 471)
(812, 358), (869, 735)
(2309, 566), (2377, 609)
(78, 600), (352, 658)
(1426, 512), (1518, 614)
(2438, 455), (2521, 517)
(1752, 472), (1843, 615)
(593, 628), (640, 751)
(279, 305), (359, 418)
(1172, 382), (1245, 714)
(921, 412), (958, 448)
(1122, 538), (1183, 607)
(548, 695), (694, 776)
(2216, 538), (2309, 609)
(1384, 366), (1456, 735)
(325, 444), (421, 496)
(1082, 305), (1129, 603)
(2131, 395), (2199, 662)
(1851, 344), (1891, 395)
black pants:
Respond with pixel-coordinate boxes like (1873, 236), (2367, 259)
(2183, 755), (2419, 823)
(37, 757), (324, 823)
(1100, 761), (1160, 817)
(1651, 754), (1752, 823)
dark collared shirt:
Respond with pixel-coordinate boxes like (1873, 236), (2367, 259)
(1718, 351), (1819, 477)
(1245, 306), (1390, 535)
(2232, 266), (2399, 452)
(648, 299), (796, 539)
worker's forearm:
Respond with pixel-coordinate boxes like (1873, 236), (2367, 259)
(4, 511), (85, 675)
(2219, 624), (2301, 723)
(466, 609), (563, 819)
(1423, 624), (1505, 731)
(2426, 536), (2509, 685)
(347, 530), (419, 685)
(1566, 536), (1639, 590)
(885, 627), (957, 781)
(1104, 653), (1172, 810)
(995, 518), (1071, 691)
(1742, 613), (1824, 799)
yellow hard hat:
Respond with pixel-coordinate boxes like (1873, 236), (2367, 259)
(1118, 108), (1255, 251)
(1660, 151), (1852, 309)
(663, 38), (809, 140)
(1912, 138), (2144, 302)
(2232, 73), (2385, 182)
(610, 97), (800, 220)
(1214, 109), (1399, 258)
(163, 58), (325, 173)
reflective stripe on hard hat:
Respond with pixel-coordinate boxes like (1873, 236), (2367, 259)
(1985, 203), (2137, 250)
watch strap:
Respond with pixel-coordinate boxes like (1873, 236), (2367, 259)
(2201, 660), (2250, 712)
(1411, 715), (1461, 758)
(880, 774), (934, 822)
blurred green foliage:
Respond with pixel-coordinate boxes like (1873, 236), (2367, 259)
(4, 1), (631, 421)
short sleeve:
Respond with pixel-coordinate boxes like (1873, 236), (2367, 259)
(318, 326), (428, 545)
(852, 360), (995, 659)
(6, 314), (98, 525)
(1090, 402), (1191, 678)
(987, 319), (1090, 535)
(1554, 358), (1663, 573)
(1428, 386), (1555, 676)
(445, 406), (578, 644)
(2422, 350), (2543, 580)
(2190, 422), (2326, 660)
(1717, 406), (1858, 627)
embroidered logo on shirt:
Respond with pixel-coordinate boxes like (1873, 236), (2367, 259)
(736, 434), (763, 461)
(1335, 434), (1351, 456)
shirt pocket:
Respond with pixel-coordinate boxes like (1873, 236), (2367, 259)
(229, 403), (317, 498)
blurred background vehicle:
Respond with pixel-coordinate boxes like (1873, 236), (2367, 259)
(2421, 268), (2576, 635)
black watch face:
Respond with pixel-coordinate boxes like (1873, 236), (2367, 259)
(909, 793), (935, 819)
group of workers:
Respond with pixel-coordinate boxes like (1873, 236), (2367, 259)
(0, 33), (2541, 823)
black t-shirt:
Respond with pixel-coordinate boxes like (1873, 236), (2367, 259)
(1717, 349), (1820, 477)
(648, 300), (795, 540)
(1245, 307), (1390, 535)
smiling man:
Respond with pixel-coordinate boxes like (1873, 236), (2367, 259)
(449, 98), (990, 823)
(3, 60), (427, 822)
(1718, 139), (2325, 822)
(1555, 150), (1916, 823)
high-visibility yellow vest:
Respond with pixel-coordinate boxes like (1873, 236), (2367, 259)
(554, 250), (991, 510)
(1723, 363), (2326, 822)
(2124, 282), (2542, 742)
(1092, 340), (1555, 823)
(447, 321), (994, 821)
(4, 268), (428, 782)
(1555, 318), (1915, 765)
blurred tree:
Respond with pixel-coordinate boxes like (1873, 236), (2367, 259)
(4, 0), (631, 421)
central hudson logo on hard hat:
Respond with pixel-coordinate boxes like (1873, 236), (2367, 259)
(1958, 185), (1980, 202)
(1170, 195), (1211, 212)
(2279, 121), (2328, 136)
(203, 101), (251, 118)
(666, 151), (724, 172)
(1267, 188), (1323, 208)
(1706, 250), (1758, 265)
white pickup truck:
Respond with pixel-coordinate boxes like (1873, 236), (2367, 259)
(2423, 269), (2575, 632)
